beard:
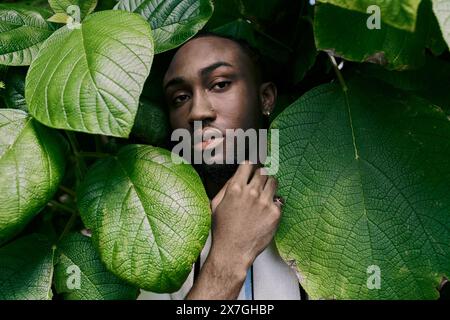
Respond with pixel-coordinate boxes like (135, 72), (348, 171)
(193, 140), (254, 185)
(194, 162), (239, 186)
(166, 133), (255, 195)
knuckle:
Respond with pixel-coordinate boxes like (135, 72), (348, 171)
(228, 182), (242, 193)
(248, 187), (260, 198)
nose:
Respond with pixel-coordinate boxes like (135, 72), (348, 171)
(188, 89), (216, 128)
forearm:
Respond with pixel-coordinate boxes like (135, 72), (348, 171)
(185, 249), (249, 300)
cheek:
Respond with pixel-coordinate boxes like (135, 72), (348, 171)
(169, 109), (189, 130)
(213, 85), (261, 129)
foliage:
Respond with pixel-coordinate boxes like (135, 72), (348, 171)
(0, 0), (449, 300)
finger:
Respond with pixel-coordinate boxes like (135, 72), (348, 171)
(231, 161), (256, 185)
(262, 176), (278, 200)
(249, 167), (269, 190)
(211, 179), (230, 212)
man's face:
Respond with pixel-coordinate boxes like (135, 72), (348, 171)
(163, 36), (267, 164)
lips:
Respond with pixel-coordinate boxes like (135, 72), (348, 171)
(193, 127), (224, 151)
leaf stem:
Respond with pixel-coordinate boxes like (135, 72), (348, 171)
(48, 200), (77, 215)
(58, 185), (76, 198)
(327, 52), (348, 92)
(58, 210), (79, 242)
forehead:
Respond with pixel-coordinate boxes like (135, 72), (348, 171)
(163, 36), (252, 82)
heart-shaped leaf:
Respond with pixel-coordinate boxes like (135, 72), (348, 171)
(114, 0), (214, 53)
(48, 0), (98, 21)
(77, 145), (211, 292)
(316, 0), (422, 32)
(54, 232), (138, 300)
(0, 4), (55, 66)
(0, 109), (67, 245)
(25, 10), (154, 138)
(271, 77), (450, 299)
(314, 1), (433, 70)
(0, 234), (55, 300)
(357, 55), (450, 114)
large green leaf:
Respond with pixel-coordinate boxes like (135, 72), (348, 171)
(291, 17), (317, 84)
(77, 145), (211, 292)
(48, 0), (98, 20)
(272, 78), (450, 299)
(316, 0), (421, 32)
(114, 0), (214, 53)
(314, 1), (432, 70)
(432, 0), (450, 49)
(25, 10), (154, 138)
(0, 109), (67, 245)
(212, 18), (291, 64)
(357, 55), (450, 114)
(0, 4), (55, 66)
(204, 0), (243, 30)
(0, 234), (55, 300)
(54, 232), (138, 300)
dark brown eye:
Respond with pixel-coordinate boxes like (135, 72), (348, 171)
(212, 81), (231, 90)
(173, 94), (189, 104)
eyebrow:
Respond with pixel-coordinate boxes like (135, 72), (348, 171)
(164, 61), (234, 91)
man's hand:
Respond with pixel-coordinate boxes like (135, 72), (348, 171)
(210, 162), (282, 270)
(186, 162), (282, 300)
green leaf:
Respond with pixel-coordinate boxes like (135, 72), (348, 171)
(0, 234), (55, 300)
(291, 17), (317, 84)
(2, 69), (27, 111)
(54, 232), (138, 300)
(48, 0), (98, 20)
(0, 109), (67, 245)
(314, 1), (432, 70)
(204, 0), (243, 30)
(316, 0), (421, 32)
(47, 12), (70, 24)
(432, 0), (450, 49)
(14, 0), (51, 8)
(0, 4), (55, 66)
(272, 78), (450, 299)
(96, 0), (120, 11)
(114, 0), (214, 53)
(357, 55), (450, 114)
(77, 145), (211, 292)
(25, 10), (154, 138)
(212, 18), (291, 64)
(131, 98), (169, 146)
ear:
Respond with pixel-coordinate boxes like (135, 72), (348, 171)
(259, 82), (277, 116)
